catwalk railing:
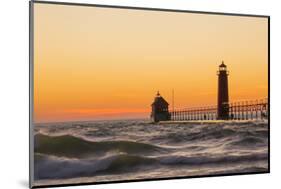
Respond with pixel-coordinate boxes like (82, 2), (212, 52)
(170, 98), (268, 121)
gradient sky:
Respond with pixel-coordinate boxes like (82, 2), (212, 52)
(34, 3), (268, 123)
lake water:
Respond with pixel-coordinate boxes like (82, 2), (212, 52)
(33, 119), (268, 186)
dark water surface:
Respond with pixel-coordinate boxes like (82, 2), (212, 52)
(33, 119), (268, 186)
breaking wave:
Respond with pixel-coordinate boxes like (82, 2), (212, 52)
(35, 133), (165, 158)
(34, 151), (267, 180)
(33, 120), (269, 182)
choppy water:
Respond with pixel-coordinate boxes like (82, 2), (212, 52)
(33, 119), (268, 186)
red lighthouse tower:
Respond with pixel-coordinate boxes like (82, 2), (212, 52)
(217, 61), (229, 119)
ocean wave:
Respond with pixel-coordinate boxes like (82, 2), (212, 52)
(159, 152), (268, 165)
(149, 127), (237, 144)
(148, 122), (268, 145)
(225, 136), (267, 148)
(34, 151), (268, 180)
(34, 153), (157, 180)
(34, 133), (165, 158)
(33, 120), (269, 183)
(210, 166), (268, 175)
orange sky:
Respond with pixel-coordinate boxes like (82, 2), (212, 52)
(33, 3), (268, 123)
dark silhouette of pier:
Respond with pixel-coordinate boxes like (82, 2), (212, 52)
(151, 62), (268, 122)
(170, 98), (268, 121)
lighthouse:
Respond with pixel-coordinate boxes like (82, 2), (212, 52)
(217, 61), (229, 119)
(151, 91), (171, 122)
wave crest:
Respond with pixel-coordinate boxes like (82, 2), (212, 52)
(35, 133), (165, 158)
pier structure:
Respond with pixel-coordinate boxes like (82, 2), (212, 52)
(150, 91), (171, 122)
(150, 62), (268, 122)
(170, 98), (268, 121)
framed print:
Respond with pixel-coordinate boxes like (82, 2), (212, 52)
(29, 1), (270, 188)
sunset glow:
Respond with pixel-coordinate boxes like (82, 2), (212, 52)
(34, 3), (268, 123)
